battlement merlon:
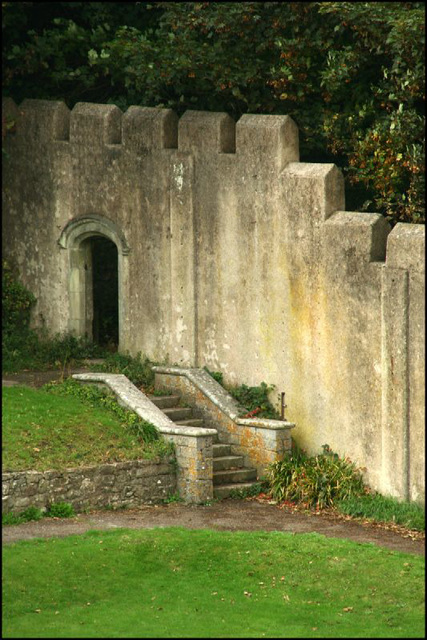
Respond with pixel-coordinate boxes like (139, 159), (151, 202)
(4, 98), (299, 166)
(282, 162), (346, 223)
(385, 224), (425, 274)
(4, 98), (70, 141)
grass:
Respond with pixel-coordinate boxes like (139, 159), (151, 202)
(336, 494), (425, 532)
(2, 527), (424, 638)
(2, 385), (172, 471)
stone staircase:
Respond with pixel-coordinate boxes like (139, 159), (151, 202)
(148, 393), (258, 499)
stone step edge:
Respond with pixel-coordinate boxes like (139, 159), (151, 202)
(213, 482), (260, 498)
(153, 366), (296, 431)
(72, 373), (218, 439)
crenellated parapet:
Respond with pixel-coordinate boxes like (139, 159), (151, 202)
(3, 98), (299, 169)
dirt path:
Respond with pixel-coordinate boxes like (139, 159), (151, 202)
(2, 499), (424, 555)
(2, 369), (424, 556)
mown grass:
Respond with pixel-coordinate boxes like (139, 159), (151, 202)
(2, 385), (172, 471)
(2, 528), (424, 638)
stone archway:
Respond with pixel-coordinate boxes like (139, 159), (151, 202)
(58, 214), (130, 346)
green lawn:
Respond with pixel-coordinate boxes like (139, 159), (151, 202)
(2, 385), (168, 471)
(2, 528), (424, 638)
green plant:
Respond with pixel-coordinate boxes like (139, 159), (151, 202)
(89, 351), (155, 388)
(162, 492), (183, 504)
(204, 368), (280, 419)
(2, 506), (43, 526)
(267, 442), (367, 509)
(337, 493), (425, 532)
(203, 366), (224, 386)
(228, 481), (267, 499)
(46, 502), (75, 518)
(2, 260), (36, 333)
(229, 382), (281, 419)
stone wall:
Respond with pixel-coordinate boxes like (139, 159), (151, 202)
(2, 98), (424, 503)
(2, 459), (177, 514)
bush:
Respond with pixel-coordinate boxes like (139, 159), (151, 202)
(46, 502), (75, 518)
(2, 260), (35, 334)
(267, 443), (367, 509)
(2, 261), (108, 372)
(204, 368), (280, 419)
(2, 506), (43, 526)
(228, 382), (280, 419)
(89, 351), (155, 388)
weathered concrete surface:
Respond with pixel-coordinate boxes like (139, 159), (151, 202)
(2, 98), (424, 503)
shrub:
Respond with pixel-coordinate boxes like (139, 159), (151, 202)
(203, 366), (224, 386)
(228, 382), (280, 419)
(204, 368), (280, 419)
(2, 506), (43, 525)
(46, 502), (75, 518)
(267, 443), (367, 509)
(89, 351), (155, 388)
(2, 260), (36, 334)
(3, 3), (424, 223)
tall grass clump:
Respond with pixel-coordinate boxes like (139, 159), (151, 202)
(337, 493), (425, 532)
(267, 443), (367, 509)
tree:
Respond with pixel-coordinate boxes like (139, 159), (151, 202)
(2, 2), (425, 223)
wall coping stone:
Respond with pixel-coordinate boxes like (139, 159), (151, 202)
(153, 366), (296, 432)
(72, 373), (218, 438)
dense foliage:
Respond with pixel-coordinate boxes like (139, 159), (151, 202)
(3, 2), (424, 224)
(267, 443), (367, 509)
(204, 367), (280, 419)
(2, 260), (36, 334)
(2, 260), (105, 371)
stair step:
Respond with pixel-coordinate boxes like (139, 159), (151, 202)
(214, 483), (259, 499)
(213, 468), (257, 485)
(174, 418), (205, 428)
(149, 395), (181, 409)
(163, 407), (193, 422)
(212, 443), (232, 457)
(213, 455), (245, 471)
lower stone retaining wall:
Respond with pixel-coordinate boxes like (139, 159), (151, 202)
(2, 458), (177, 514)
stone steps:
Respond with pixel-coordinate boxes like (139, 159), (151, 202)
(148, 394), (181, 409)
(213, 483), (258, 500)
(150, 394), (258, 498)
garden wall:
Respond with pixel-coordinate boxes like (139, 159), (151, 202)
(2, 459), (177, 514)
(2, 98), (424, 503)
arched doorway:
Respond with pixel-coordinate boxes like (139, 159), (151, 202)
(91, 236), (118, 348)
(58, 214), (130, 348)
